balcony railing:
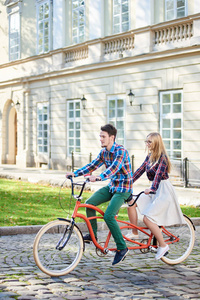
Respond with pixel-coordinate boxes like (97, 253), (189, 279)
(104, 34), (134, 55)
(62, 15), (199, 67)
(153, 20), (193, 50)
(1, 15), (199, 82)
(65, 45), (89, 63)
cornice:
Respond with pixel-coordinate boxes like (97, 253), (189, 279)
(0, 45), (200, 88)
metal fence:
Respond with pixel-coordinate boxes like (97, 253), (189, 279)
(71, 152), (200, 188)
(164, 158), (200, 188)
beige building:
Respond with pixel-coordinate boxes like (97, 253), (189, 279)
(0, 0), (200, 186)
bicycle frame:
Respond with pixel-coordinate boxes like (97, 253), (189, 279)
(71, 199), (157, 254)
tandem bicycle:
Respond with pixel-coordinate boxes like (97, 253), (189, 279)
(33, 176), (195, 277)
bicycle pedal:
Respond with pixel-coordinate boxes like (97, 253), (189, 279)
(84, 241), (92, 244)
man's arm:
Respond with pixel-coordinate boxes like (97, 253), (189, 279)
(66, 153), (104, 179)
(99, 148), (126, 180)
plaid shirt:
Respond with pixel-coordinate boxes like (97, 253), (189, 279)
(132, 154), (169, 192)
(74, 142), (133, 193)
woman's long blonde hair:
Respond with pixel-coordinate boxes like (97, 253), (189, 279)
(146, 132), (171, 173)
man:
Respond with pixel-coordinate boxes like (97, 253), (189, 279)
(66, 124), (133, 265)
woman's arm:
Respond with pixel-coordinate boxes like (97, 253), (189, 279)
(132, 156), (149, 183)
(150, 155), (168, 192)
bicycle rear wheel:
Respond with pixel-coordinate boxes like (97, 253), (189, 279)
(33, 219), (84, 276)
(161, 215), (195, 265)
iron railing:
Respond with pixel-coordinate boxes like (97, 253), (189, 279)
(71, 152), (200, 188)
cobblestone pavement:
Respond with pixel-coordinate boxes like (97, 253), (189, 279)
(0, 226), (200, 300)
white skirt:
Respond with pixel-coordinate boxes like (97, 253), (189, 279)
(136, 179), (186, 226)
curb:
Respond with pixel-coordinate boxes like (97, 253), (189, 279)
(0, 222), (109, 236)
(0, 218), (199, 236)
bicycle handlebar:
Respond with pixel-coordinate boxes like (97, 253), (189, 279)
(66, 175), (101, 200)
(125, 191), (155, 207)
(66, 175), (155, 204)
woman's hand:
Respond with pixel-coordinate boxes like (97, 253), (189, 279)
(144, 188), (152, 195)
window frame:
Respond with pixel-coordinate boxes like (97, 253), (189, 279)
(113, 0), (130, 34)
(37, 102), (49, 155)
(72, 0), (86, 44)
(67, 100), (81, 156)
(7, 5), (21, 61)
(165, 0), (187, 21)
(108, 95), (126, 146)
(160, 90), (183, 160)
(36, 0), (52, 54)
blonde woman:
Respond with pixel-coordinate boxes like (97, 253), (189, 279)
(126, 132), (185, 260)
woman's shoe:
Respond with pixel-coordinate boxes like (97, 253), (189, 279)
(125, 232), (140, 240)
(155, 245), (169, 260)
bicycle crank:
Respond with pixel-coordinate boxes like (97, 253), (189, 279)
(95, 242), (113, 257)
(140, 239), (150, 253)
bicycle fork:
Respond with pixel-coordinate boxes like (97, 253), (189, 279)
(56, 218), (75, 251)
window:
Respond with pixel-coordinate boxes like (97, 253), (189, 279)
(108, 97), (125, 145)
(67, 100), (81, 155)
(36, 0), (51, 54)
(113, 0), (130, 34)
(9, 11), (20, 61)
(160, 91), (183, 159)
(72, 0), (85, 44)
(165, 0), (187, 21)
(37, 103), (49, 153)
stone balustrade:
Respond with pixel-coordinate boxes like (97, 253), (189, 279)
(153, 20), (194, 50)
(65, 45), (89, 63)
(63, 14), (200, 67)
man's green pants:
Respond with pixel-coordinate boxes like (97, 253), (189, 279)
(85, 186), (131, 250)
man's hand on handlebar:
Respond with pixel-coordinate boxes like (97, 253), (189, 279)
(65, 172), (101, 182)
(66, 172), (75, 178)
(88, 175), (101, 182)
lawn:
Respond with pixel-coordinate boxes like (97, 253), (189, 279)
(0, 178), (199, 227)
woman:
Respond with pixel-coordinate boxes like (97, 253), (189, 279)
(126, 132), (185, 260)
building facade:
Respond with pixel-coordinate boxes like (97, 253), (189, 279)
(0, 0), (200, 184)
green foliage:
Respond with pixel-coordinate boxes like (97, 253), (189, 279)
(0, 178), (199, 227)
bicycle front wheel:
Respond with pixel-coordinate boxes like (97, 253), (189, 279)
(161, 215), (195, 265)
(33, 220), (84, 276)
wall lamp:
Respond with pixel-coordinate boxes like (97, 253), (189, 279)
(16, 100), (20, 107)
(128, 89), (135, 106)
(81, 95), (87, 109)
(15, 100), (20, 111)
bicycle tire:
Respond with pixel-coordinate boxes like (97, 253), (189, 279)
(161, 215), (195, 265)
(33, 219), (84, 276)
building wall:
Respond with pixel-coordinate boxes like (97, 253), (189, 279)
(0, 0), (200, 174)
(13, 49), (198, 170)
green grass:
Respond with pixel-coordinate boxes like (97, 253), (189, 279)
(0, 178), (199, 227)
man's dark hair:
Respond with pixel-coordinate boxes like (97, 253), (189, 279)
(101, 124), (117, 138)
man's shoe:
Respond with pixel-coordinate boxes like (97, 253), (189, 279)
(83, 233), (97, 244)
(112, 248), (129, 266)
(155, 245), (169, 260)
